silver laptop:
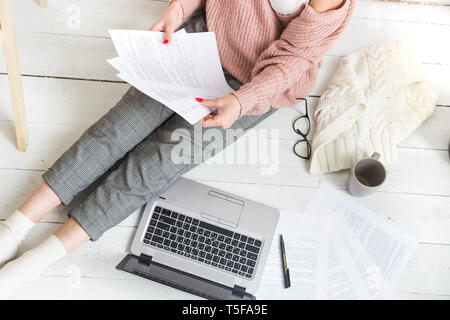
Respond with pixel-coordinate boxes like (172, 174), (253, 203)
(117, 177), (279, 300)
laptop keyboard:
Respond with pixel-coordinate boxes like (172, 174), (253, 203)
(143, 206), (262, 279)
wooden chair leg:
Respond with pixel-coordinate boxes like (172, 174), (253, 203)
(0, 0), (28, 151)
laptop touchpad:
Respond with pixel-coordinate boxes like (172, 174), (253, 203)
(201, 191), (244, 227)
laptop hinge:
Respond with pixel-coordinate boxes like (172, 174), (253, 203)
(138, 253), (153, 266)
(231, 285), (246, 298)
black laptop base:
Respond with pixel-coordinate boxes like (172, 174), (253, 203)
(116, 254), (255, 300)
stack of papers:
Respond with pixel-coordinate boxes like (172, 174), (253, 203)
(107, 29), (235, 124)
(256, 183), (417, 299)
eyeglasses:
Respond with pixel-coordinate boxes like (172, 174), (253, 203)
(292, 98), (311, 160)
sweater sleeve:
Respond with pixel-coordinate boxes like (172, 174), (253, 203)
(175, 0), (206, 19)
(233, 0), (354, 116)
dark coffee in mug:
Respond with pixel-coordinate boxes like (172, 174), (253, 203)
(348, 152), (387, 197)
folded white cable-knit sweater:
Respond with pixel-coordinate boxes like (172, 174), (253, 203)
(310, 41), (438, 174)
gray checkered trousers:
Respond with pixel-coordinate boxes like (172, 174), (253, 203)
(42, 9), (276, 240)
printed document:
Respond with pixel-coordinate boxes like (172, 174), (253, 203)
(108, 29), (234, 124)
(256, 183), (416, 299)
(256, 213), (325, 299)
(305, 183), (417, 285)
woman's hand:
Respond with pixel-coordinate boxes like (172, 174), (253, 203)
(149, 0), (184, 44)
(198, 94), (242, 129)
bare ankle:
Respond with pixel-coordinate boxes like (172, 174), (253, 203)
(19, 181), (62, 223)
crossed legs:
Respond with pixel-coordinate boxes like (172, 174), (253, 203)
(16, 86), (175, 251)
(0, 80), (276, 299)
(0, 87), (175, 298)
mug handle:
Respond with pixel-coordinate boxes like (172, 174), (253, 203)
(371, 152), (388, 173)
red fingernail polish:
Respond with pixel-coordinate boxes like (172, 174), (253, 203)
(163, 39), (169, 44)
(195, 98), (204, 102)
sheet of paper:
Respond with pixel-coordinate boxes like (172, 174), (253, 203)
(255, 211), (326, 300)
(256, 210), (395, 300)
(305, 182), (417, 285)
(324, 236), (360, 299)
(107, 29), (234, 124)
(328, 217), (397, 299)
(256, 183), (414, 300)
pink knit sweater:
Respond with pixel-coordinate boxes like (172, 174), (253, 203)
(177, 0), (355, 116)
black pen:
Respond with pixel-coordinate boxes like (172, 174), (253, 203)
(280, 234), (291, 288)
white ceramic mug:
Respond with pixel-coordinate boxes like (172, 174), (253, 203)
(347, 152), (387, 197)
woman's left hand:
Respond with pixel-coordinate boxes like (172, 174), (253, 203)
(198, 94), (242, 129)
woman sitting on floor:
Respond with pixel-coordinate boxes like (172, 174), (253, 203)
(0, 0), (354, 298)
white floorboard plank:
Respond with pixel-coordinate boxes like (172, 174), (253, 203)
(328, 17), (450, 65)
(12, 0), (450, 38)
(12, 275), (197, 300)
(0, 33), (119, 81)
(355, 0), (450, 25)
(0, 119), (448, 197)
(11, 275), (450, 300)
(398, 106), (450, 150)
(1, 173), (449, 244)
(13, 0), (167, 38)
(0, 76), (129, 126)
(187, 181), (450, 245)
(186, 147), (450, 197)
(398, 292), (450, 300)
(0, 121), (86, 169)
(1, 78), (448, 149)
(396, 243), (450, 296)
(9, 222), (450, 299)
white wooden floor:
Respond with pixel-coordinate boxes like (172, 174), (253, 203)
(0, 0), (449, 300)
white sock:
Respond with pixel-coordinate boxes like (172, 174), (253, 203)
(0, 235), (66, 300)
(0, 210), (35, 267)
